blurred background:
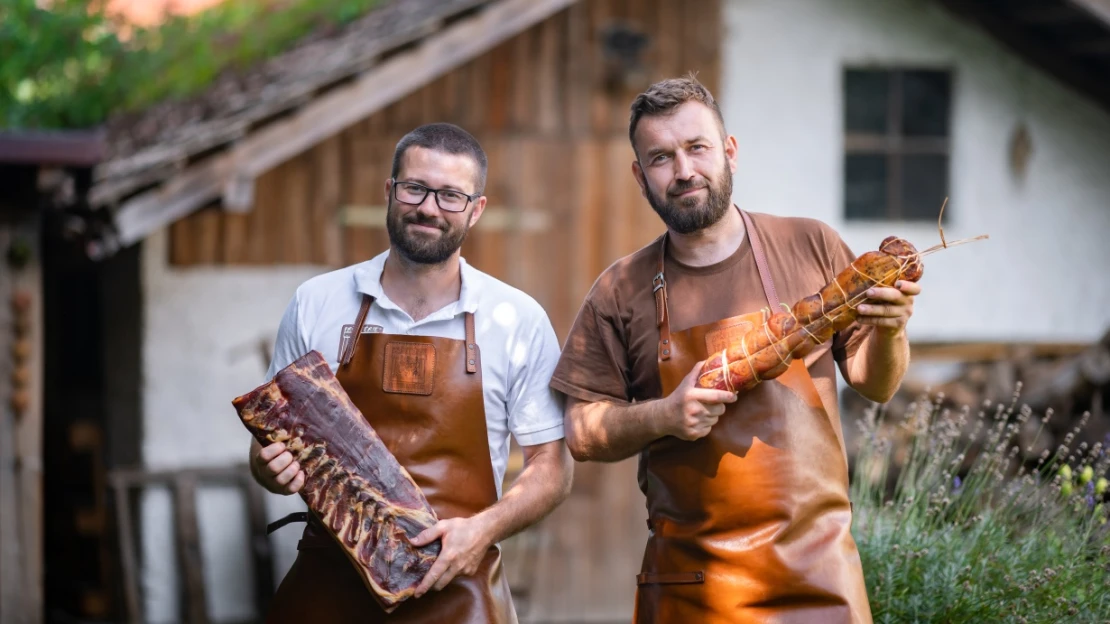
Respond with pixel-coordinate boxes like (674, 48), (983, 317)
(1, 0), (1109, 622)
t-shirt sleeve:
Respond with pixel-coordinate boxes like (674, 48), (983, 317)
(265, 290), (309, 381)
(550, 296), (632, 405)
(825, 230), (874, 363)
(506, 306), (566, 447)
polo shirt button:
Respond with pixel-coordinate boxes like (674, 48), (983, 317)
(468, 359), (475, 365)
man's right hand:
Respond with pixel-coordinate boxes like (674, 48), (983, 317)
(250, 440), (306, 495)
(661, 361), (738, 441)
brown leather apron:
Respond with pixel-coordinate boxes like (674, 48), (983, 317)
(265, 295), (517, 624)
(633, 210), (873, 623)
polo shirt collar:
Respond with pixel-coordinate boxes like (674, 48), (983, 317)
(352, 249), (479, 316)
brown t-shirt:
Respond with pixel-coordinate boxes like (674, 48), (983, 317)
(550, 211), (873, 423)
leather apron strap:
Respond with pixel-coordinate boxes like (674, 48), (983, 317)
(654, 208), (780, 351)
(740, 209), (780, 309)
(340, 295), (479, 373)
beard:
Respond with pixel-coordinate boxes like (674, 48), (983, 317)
(385, 199), (472, 265)
(644, 160), (733, 235)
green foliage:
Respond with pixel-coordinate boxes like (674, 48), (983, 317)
(851, 390), (1110, 623)
(1, 0), (122, 128)
(0, 0), (380, 130)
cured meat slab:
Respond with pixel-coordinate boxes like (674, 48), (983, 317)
(232, 350), (439, 612)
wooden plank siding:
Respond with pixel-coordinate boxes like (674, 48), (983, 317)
(168, 1), (720, 620)
(169, 0), (721, 340)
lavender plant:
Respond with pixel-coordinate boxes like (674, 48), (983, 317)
(850, 383), (1110, 623)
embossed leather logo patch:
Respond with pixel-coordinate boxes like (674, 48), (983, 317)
(383, 342), (436, 395)
(705, 321), (755, 355)
(338, 323), (384, 360)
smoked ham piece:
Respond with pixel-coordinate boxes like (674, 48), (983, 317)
(232, 350), (439, 612)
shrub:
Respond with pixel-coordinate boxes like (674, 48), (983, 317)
(850, 385), (1110, 623)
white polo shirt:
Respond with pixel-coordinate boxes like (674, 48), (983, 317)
(266, 250), (565, 496)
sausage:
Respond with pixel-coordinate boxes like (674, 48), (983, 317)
(696, 236), (924, 392)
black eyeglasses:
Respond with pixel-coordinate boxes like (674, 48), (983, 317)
(390, 179), (479, 213)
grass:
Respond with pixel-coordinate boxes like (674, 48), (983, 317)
(850, 383), (1110, 623)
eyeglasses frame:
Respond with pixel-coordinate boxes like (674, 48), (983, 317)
(389, 178), (480, 213)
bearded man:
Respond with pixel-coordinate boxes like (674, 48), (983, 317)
(250, 122), (572, 623)
(550, 76), (921, 623)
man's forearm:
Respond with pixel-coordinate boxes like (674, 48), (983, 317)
(565, 398), (669, 463)
(475, 440), (572, 545)
(849, 328), (910, 403)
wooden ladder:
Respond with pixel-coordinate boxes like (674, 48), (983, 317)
(108, 464), (275, 624)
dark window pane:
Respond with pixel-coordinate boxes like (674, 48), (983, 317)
(845, 154), (888, 220)
(845, 70), (889, 133)
(901, 154), (948, 221)
(902, 70), (950, 137)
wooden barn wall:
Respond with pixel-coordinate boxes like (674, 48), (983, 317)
(169, 0), (721, 341)
(169, 1), (720, 620)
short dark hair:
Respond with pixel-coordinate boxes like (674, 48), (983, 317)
(628, 74), (726, 154)
(391, 123), (488, 195)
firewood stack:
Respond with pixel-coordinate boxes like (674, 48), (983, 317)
(842, 326), (1110, 469)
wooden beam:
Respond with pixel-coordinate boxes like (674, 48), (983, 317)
(0, 225), (24, 623)
(241, 474), (275, 618)
(110, 477), (141, 624)
(1068, 0), (1110, 28)
(844, 134), (950, 154)
(0, 130), (106, 167)
(109, 465), (258, 487)
(222, 174), (255, 214)
(111, 0), (579, 248)
(909, 341), (1091, 362)
(173, 475), (209, 624)
(16, 216), (44, 624)
(1067, 38), (1110, 56)
(339, 205), (552, 232)
(935, 0), (1110, 114)
(0, 211), (44, 623)
(1013, 6), (1083, 25)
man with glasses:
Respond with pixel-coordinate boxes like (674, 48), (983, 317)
(250, 122), (572, 623)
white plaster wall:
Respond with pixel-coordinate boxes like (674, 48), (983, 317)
(722, 0), (1110, 344)
(140, 229), (327, 623)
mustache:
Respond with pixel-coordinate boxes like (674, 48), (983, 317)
(668, 179), (708, 196)
(403, 213), (448, 231)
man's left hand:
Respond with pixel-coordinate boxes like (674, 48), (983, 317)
(410, 515), (493, 597)
(856, 280), (922, 336)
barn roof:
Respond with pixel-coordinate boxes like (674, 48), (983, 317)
(76, 0), (1110, 259)
(84, 0), (575, 257)
(0, 131), (107, 168)
(936, 0), (1110, 113)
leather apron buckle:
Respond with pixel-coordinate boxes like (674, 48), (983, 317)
(266, 511), (308, 535)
